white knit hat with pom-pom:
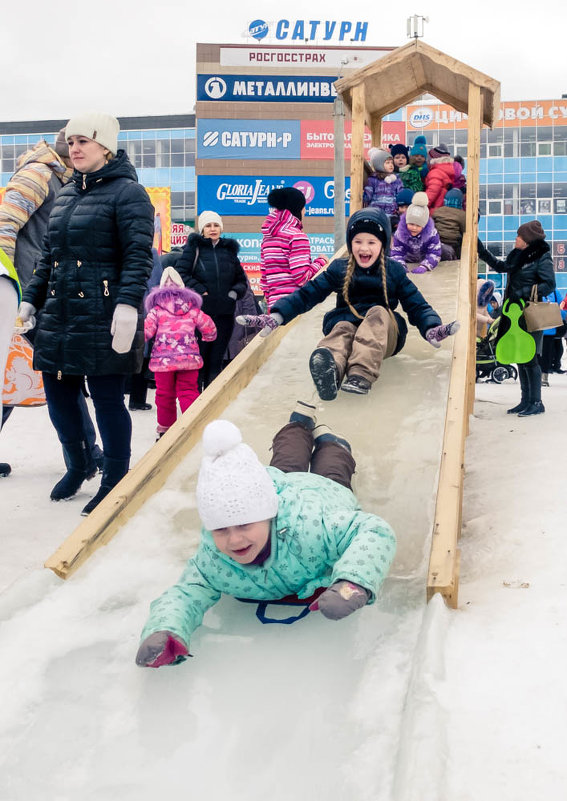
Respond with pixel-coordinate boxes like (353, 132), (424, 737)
(405, 191), (430, 227)
(196, 420), (278, 530)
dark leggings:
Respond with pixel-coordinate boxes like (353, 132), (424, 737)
(199, 314), (235, 388)
(42, 373), (131, 460)
(269, 422), (356, 490)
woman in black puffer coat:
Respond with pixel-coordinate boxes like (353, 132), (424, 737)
(176, 211), (247, 387)
(478, 220), (555, 416)
(20, 112), (154, 513)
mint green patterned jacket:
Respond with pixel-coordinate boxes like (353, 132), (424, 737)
(140, 466), (396, 647)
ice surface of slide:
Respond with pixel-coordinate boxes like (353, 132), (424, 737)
(0, 263), (459, 801)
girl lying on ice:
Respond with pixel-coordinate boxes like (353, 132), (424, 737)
(236, 208), (459, 399)
(136, 411), (396, 667)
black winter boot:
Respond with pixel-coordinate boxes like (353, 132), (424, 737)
(0, 462), (11, 477)
(518, 365), (545, 416)
(309, 348), (339, 401)
(507, 365), (530, 414)
(81, 456), (130, 516)
(51, 442), (92, 501)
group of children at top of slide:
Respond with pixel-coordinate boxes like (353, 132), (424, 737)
(136, 148), (461, 668)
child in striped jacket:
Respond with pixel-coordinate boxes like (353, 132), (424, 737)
(260, 187), (328, 310)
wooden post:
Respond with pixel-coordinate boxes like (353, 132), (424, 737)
(44, 320), (297, 579)
(426, 241), (471, 608)
(370, 114), (383, 148)
(349, 83), (366, 214)
(466, 83), (482, 416)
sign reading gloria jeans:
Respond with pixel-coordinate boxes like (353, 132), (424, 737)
(197, 74), (338, 103)
(197, 176), (351, 217)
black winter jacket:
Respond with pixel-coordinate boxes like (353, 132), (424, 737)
(23, 151), (154, 376)
(272, 256), (442, 352)
(478, 239), (555, 302)
(176, 233), (247, 317)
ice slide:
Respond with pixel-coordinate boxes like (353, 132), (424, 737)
(0, 261), (460, 801)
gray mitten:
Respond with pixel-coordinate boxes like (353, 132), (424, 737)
(310, 581), (369, 620)
(135, 630), (190, 668)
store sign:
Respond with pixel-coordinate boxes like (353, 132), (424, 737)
(220, 47), (390, 69)
(301, 120), (406, 158)
(233, 232), (335, 293)
(197, 119), (300, 159)
(197, 74), (338, 102)
(246, 19), (368, 42)
(407, 100), (567, 130)
(170, 223), (192, 248)
(197, 175), (351, 216)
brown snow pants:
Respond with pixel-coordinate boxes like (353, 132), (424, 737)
(317, 305), (398, 385)
(270, 422), (356, 490)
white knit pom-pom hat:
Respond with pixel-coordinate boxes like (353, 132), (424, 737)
(196, 420), (278, 530)
(405, 191), (430, 227)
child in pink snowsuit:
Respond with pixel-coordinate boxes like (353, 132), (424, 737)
(145, 267), (217, 436)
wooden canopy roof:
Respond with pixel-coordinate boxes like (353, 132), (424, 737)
(335, 39), (500, 128)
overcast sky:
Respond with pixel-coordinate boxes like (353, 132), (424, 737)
(1, 0), (565, 123)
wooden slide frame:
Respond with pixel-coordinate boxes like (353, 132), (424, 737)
(45, 318), (297, 579)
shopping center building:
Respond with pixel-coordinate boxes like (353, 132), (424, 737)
(1, 41), (566, 292)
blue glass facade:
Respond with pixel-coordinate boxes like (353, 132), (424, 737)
(406, 100), (567, 291)
(0, 116), (196, 227)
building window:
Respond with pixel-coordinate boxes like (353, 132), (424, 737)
(487, 143), (502, 157)
(488, 200), (502, 215)
(537, 142), (552, 156)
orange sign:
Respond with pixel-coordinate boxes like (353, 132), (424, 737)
(146, 187), (171, 254)
(407, 99), (567, 130)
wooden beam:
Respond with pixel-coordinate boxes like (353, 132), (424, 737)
(44, 318), (298, 579)
(335, 40), (500, 127)
(45, 246), (349, 580)
(426, 249), (471, 608)
(466, 83), (482, 415)
(350, 83), (366, 214)
(370, 114), (382, 148)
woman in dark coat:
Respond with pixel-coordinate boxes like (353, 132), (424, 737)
(478, 220), (555, 416)
(19, 112), (154, 513)
(176, 211), (247, 387)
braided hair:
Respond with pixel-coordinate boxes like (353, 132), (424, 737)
(341, 249), (399, 333)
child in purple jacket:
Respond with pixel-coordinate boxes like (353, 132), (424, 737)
(145, 267), (217, 437)
(390, 192), (442, 274)
(363, 149), (403, 218)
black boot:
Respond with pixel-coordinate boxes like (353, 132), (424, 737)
(309, 348), (339, 401)
(51, 442), (91, 501)
(507, 365), (529, 414)
(0, 462), (11, 477)
(518, 365), (545, 416)
(81, 456), (130, 516)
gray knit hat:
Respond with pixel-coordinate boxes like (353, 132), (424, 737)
(53, 128), (69, 159)
(371, 149), (394, 173)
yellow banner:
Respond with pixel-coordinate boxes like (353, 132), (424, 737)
(146, 187), (171, 255)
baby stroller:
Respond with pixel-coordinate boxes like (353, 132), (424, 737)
(476, 316), (518, 383)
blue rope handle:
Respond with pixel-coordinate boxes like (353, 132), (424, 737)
(255, 602), (312, 625)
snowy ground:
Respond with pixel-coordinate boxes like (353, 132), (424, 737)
(1, 267), (565, 799)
